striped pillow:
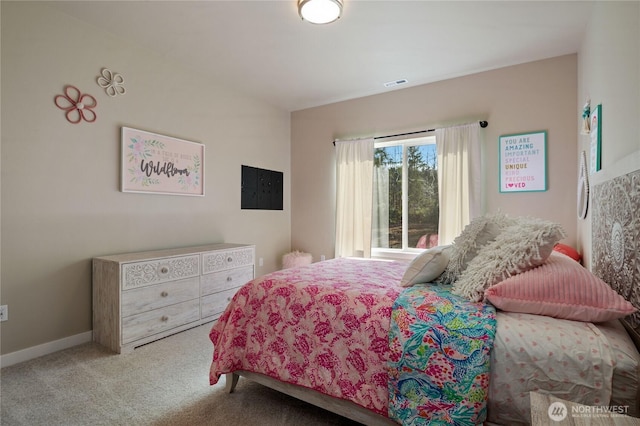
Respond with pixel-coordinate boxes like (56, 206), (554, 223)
(484, 252), (636, 322)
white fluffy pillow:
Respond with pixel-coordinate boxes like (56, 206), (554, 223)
(400, 245), (451, 287)
(452, 217), (566, 301)
(439, 212), (511, 284)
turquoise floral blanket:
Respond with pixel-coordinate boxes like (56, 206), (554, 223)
(388, 285), (496, 425)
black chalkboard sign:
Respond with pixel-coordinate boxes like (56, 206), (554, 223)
(241, 165), (283, 210)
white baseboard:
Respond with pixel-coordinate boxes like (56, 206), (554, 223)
(0, 331), (93, 368)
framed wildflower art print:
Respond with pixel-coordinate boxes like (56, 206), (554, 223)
(121, 127), (205, 196)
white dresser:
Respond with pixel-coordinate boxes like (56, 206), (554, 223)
(93, 243), (254, 353)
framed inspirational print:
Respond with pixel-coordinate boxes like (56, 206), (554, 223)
(499, 130), (547, 193)
(121, 127), (205, 196)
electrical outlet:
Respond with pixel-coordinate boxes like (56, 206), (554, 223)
(0, 305), (8, 322)
(320, 255), (326, 261)
(259, 257), (264, 267)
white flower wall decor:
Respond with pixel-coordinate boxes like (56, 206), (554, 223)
(97, 68), (126, 97)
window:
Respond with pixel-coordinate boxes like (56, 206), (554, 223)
(372, 136), (438, 255)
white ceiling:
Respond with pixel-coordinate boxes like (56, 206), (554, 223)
(48, 1), (593, 112)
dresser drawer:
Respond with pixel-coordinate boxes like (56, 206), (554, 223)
(122, 255), (200, 290)
(201, 287), (242, 319)
(201, 265), (253, 296)
(121, 299), (200, 344)
(93, 243), (254, 353)
(202, 247), (254, 274)
(121, 277), (199, 318)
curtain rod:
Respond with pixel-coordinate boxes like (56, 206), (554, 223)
(333, 120), (488, 145)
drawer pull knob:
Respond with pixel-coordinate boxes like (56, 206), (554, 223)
(227, 257), (233, 263)
(226, 276), (232, 282)
(161, 291), (168, 297)
(160, 267), (169, 274)
(161, 315), (169, 322)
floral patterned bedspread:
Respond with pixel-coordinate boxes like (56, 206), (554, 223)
(388, 285), (497, 425)
(209, 258), (405, 416)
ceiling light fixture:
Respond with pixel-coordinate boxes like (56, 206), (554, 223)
(298, 0), (343, 25)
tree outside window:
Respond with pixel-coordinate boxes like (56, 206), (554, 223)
(372, 136), (438, 252)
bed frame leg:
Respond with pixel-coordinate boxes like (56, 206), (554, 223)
(225, 373), (239, 393)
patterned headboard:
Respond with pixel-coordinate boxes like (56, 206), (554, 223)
(592, 167), (640, 343)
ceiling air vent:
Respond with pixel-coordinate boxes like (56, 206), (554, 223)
(383, 79), (408, 88)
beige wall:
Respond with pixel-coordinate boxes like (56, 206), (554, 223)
(577, 1), (640, 269)
(4, 1), (636, 359)
(0, 2), (291, 355)
(292, 55), (578, 262)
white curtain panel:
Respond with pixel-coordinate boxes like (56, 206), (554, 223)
(335, 138), (374, 258)
(372, 165), (389, 249)
(436, 123), (482, 244)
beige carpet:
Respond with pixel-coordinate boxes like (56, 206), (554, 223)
(0, 324), (362, 426)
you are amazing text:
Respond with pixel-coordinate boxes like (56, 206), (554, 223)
(139, 159), (190, 178)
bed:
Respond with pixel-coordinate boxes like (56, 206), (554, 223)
(209, 166), (640, 425)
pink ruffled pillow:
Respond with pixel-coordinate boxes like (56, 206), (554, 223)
(484, 252), (636, 322)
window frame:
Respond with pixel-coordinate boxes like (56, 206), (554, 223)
(371, 135), (437, 260)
